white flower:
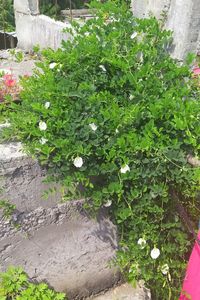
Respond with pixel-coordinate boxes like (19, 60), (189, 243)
(99, 65), (106, 72)
(131, 32), (138, 39)
(39, 121), (47, 131)
(44, 102), (50, 109)
(161, 264), (169, 275)
(120, 164), (130, 174)
(115, 129), (119, 133)
(137, 238), (147, 249)
(129, 94), (134, 100)
(104, 200), (112, 207)
(150, 248), (160, 260)
(39, 137), (48, 145)
(85, 32), (90, 36)
(73, 157), (83, 168)
(89, 123), (97, 131)
(110, 16), (117, 22)
(49, 62), (57, 69)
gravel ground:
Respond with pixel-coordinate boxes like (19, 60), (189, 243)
(0, 49), (36, 77)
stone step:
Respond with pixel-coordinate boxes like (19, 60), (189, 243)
(90, 283), (151, 300)
(0, 141), (150, 299)
(0, 142), (119, 298)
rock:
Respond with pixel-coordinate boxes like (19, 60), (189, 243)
(0, 142), (120, 298)
(90, 283), (151, 300)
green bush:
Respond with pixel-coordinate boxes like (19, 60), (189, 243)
(39, 0), (88, 19)
(0, 0), (15, 32)
(0, 267), (66, 299)
(4, 1), (200, 299)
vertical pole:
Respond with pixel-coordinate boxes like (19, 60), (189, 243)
(2, 0), (7, 49)
(70, 0), (72, 21)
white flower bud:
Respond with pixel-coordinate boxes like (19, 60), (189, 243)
(104, 200), (112, 207)
(89, 123), (97, 131)
(161, 264), (169, 275)
(137, 238), (147, 249)
(44, 102), (50, 109)
(99, 65), (106, 72)
(39, 121), (47, 131)
(131, 32), (138, 39)
(150, 248), (160, 259)
(120, 164), (130, 174)
(49, 62), (57, 69)
(73, 157), (83, 168)
(39, 137), (48, 145)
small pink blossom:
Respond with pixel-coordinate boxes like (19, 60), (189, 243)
(193, 67), (200, 75)
(3, 74), (16, 87)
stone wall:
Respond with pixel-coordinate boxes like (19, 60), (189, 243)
(14, 0), (71, 50)
(131, 0), (200, 60)
(0, 142), (120, 298)
(14, 0), (200, 59)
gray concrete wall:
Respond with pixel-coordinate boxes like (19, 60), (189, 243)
(14, 0), (71, 50)
(132, 0), (171, 19)
(14, 0), (200, 59)
(0, 141), (150, 299)
(131, 0), (200, 60)
(0, 142), (120, 298)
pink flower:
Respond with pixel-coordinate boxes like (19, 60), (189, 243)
(193, 67), (200, 75)
(3, 74), (16, 87)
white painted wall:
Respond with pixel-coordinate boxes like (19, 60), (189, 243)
(131, 0), (200, 60)
(14, 0), (200, 59)
(14, 0), (71, 50)
(15, 13), (71, 50)
(132, 0), (170, 19)
(14, 0), (39, 15)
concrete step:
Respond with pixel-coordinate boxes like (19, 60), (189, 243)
(0, 141), (150, 299)
(90, 283), (151, 300)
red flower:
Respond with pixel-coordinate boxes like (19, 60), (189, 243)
(3, 74), (16, 87)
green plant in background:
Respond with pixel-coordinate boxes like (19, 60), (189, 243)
(0, 0), (15, 32)
(0, 267), (66, 299)
(9, 49), (24, 63)
(39, 0), (89, 20)
(0, 199), (16, 218)
(3, 0), (200, 298)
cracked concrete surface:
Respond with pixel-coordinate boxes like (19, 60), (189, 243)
(0, 142), (121, 298)
(91, 283), (151, 300)
(0, 200), (119, 299)
(0, 141), (150, 299)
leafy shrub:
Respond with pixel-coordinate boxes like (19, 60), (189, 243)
(0, 267), (66, 299)
(4, 1), (200, 299)
(0, 0), (15, 32)
(39, 0), (88, 20)
(0, 199), (16, 218)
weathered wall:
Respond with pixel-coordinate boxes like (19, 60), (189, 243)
(131, 0), (200, 60)
(0, 142), (120, 298)
(15, 0), (200, 59)
(14, 0), (71, 50)
(0, 142), (150, 299)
